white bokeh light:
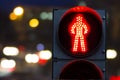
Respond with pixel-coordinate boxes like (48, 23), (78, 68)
(107, 49), (117, 59)
(3, 46), (19, 56)
(25, 54), (39, 63)
(13, 6), (24, 16)
(1, 58), (16, 69)
(38, 50), (52, 60)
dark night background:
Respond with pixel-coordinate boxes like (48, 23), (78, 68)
(0, 0), (120, 80)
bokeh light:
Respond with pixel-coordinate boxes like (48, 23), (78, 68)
(9, 12), (18, 20)
(40, 12), (48, 20)
(38, 50), (52, 60)
(3, 46), (19, 56)
(0, 58), (16, 69)
(47, 12), (52, 20)
(25, 53), (39, 63)
(13, 6), (24, 16)
(36, 43), (45, 51)
(29, 18), (39, 28)
(40, 12), (52, 20)
(107, 49), (117, 59)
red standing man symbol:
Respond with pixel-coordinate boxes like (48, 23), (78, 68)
(69, 14), (90, 53)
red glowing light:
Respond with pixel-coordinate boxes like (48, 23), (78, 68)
(69, 14), (90, 53)
(62, 6), (102, 23)
(38, 59), (47, 66)
(110, 76), (120, 80)
(58, 6), (103, 57)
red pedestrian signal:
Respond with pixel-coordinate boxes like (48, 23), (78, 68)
(53, 6), (106, 80)
(69, 14), (90, 53)
(58, 6), (103, 58)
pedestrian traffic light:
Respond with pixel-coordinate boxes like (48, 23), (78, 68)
(53, 6), (106, 80)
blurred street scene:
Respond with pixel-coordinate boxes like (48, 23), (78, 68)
(0, 0), (120, 80)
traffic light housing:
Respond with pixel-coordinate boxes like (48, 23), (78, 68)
(53, 6), (106, 80)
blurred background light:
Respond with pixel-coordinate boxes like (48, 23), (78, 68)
(36, 43), (45, 51)
(25, 53), (39, 63)
(29, 18), (39, 28)
(47, 12), (52, 20)
(3, 46), (19, 56)
(13, 6), (24, 16)
(9, 12), (18, 20)
(40, 11), (52, 20)
(106, 49), (117, 59)
(0, 58), (16, 69)
(110, 75), (120, 80)
(0, 58), (16, 77)
(40, 12), (48, 20)
(37, 50), (52, 66)
(38, 50), (52, 60)
(18, 45), (25, 52)
(0, 68), (11, 77)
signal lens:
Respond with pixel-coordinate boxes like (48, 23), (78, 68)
(59, 60), (103, 79)
(58, 6), (102, 57)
